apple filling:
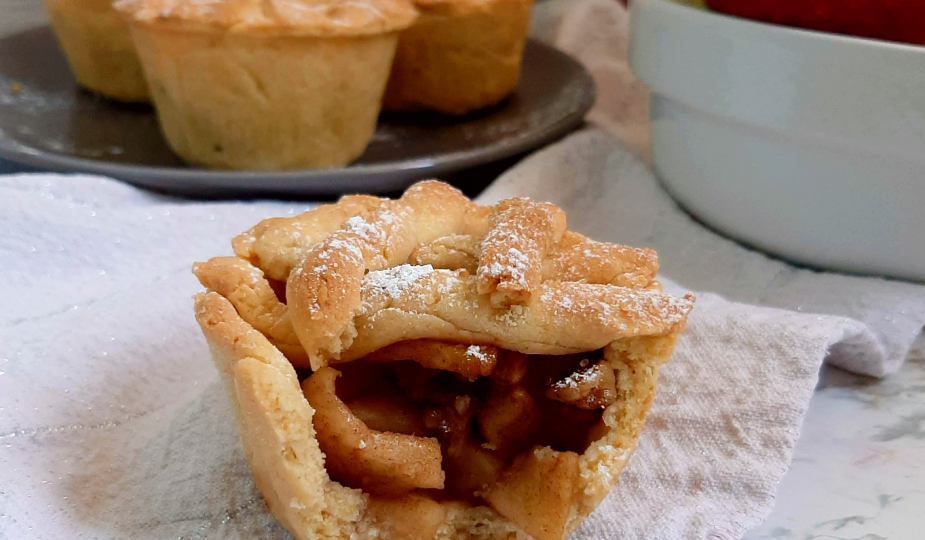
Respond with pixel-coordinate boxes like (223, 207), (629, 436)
(299, 340), (616, 540)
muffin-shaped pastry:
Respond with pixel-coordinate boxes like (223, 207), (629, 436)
(115, 0), (418, 170)
(192, 181), (695, 540)
(44, 0), (149, 102)
(383, 0), (534, 116)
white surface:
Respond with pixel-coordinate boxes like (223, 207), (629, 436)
(744, 339), (925, 540)
(629, 0), (925, 282)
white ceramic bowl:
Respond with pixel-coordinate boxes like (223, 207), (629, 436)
(629, 0), (925, 282)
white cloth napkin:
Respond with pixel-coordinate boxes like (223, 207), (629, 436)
(1, 170), (919, 540)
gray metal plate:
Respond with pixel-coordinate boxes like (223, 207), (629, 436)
(0, 27), (595, 197)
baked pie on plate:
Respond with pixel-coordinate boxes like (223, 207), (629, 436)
(193, 180), (694, 540)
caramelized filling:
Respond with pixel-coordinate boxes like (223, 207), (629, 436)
(266, 277), (287, 304)
(300, 344), (613, 508)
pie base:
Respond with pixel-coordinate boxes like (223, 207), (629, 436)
(195, 290), (679, 539)
(127, 26), (399, 170)
(382, 0), (534, 116)
(44, 0), (149, 102)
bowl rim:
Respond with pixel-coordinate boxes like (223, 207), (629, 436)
(629, 0), (925, 159)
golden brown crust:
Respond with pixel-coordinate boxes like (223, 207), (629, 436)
(409, 231), (659, 289)
(44, 0), (149, 101)
(193, 256), (309, 366)
(287, 206), (417, 369)
(194, 290), (537, 540)
(382, 0), (533, 115)
(408, 234), (481, 273)
(337, 269), (693, 362)
(234, 195), (384, 281)
(193, 180), (694, 540)
(287, 182), (489, 369)
(194, 291), (368, 539)
(365, 494), (448, 539)
(127, 26), (399, 170)
(115, 0), (419, 37)
(543, 232), (660, 289)
(237, 182), (483, 284)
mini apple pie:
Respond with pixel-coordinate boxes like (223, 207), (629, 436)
(115, 0), (417, 170)
(382, 0), (534, 115)
(193, 181), (693, 540)
(44, 0), (149, 102)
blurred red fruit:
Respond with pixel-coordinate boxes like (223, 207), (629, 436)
(705, 0), (925, 46)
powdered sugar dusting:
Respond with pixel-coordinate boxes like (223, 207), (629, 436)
(466, 345), (488, 362)
(246, 265), (263, 284)
(478, 231), (533, 289)
(551, 363), (603, 391)
(506, 247), (529, 287)
(364, 264), (434, 299)
(345, 215), (385, 242)
(477, 199), (564, 299)
(319, 238), (363, 262)
(485, 262), (505, 278)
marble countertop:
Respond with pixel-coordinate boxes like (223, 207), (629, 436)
(2, 3), (923, 539)
(744, 336), (924, 540)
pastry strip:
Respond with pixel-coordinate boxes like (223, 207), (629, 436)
(301, 367), (445, 496)
(233, 194), (383, 282)
(412, 230), (659, 289)
(288, 182), (490, 369)
(477, 197), (567, 307)
(333, 268), (694, 363)
(192, 256), (309, 366)
(542, 231), (659, 289)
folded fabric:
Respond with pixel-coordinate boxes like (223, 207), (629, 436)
(0, 173), (880, 539)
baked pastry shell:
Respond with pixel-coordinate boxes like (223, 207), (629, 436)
(383, 0), (534, 115)
(126, 25), (399, 170)
(194, 289), (682, 539)
(43, 0), (149, 102)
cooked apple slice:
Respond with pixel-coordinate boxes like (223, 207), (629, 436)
(545, 360), (617, 410)
(483, 447), (580, 540)
(301, 367), (444, 495)
(344, 393), (429, 437)
(477, 384), (540, 457)
(444, 440), (505, 500)
(490, 351), (529, 386)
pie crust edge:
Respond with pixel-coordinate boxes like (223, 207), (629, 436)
(193, 288), (682, 540)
